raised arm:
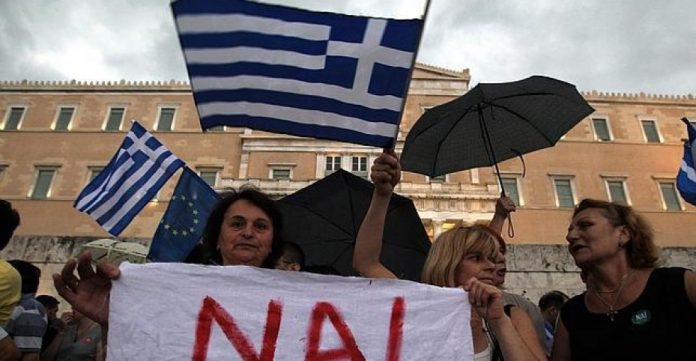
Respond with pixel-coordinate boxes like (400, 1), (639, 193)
(352, 150), (400, 279)
(489, 193), (516, 236)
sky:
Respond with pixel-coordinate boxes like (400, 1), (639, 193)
(0, 0), (695, 95)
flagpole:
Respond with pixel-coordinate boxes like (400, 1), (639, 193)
(389, 0), (432, 151)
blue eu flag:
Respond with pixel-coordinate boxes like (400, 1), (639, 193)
(149, 167), (220, 262)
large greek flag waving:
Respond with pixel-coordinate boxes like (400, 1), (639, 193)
(172, 0), (423, 147)
(74, 121), (184, 236)
(677, 117), (696, 206)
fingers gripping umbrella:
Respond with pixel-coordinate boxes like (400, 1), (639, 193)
(277, 169), (431, 281)
(401, 76), (594, 183)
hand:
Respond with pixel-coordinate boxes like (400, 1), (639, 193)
(53, 251), (120, 326)
(463, 277), (505, 322)
(495, 193), (516, 217)
(59, 312), (74, 327)
(371, 149), (401, 197)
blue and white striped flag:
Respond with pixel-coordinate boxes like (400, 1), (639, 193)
(74, 121), (185, 236)
(677, 117), (696, 206)
(172, 0), (423, 147)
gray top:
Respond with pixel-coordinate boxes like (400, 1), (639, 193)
(502, 291), (547, 353)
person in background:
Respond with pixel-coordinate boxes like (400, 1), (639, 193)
(0, 199), (22, 327)
(0, 326), (21, 361)
(273, 241), (305, 271)
(40, 309), (102, 361)
(7, 260), (47, 361)
(0, 199), (22, 361)
(552, 199), (696, 361)
(36, 295), (62, 352)
(489, 195), (547, 353)
(538, 290), (568, 357)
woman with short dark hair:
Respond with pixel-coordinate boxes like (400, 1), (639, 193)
(53, 186), (286, 341)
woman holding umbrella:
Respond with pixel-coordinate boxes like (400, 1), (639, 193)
(354, 150), (546, 361)
(552, 199), (696, 361)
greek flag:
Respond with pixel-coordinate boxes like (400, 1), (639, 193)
(677, 117), (696, 206)
(74, 121), (184, 236)
(172, 0), (423, 147)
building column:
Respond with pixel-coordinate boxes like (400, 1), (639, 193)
(432, 219), (444, 239)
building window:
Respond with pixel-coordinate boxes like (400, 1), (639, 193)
(592, 117), (611, 141)
(88, 167), (104, 182)
(3, 107), (25, 130)
(429, 174), (447, 183)
(54, 107), (75, 131)
(553, 178), (575, 208)
(500, 176), (521, 206)
(640, 120), (661, 143)
(351, 156), (368, 179)
(325, 156), (341, 175)
(421, 105), (434, 114)
(605, 179), (628, 205)
(156, 107), (176, 131)
(659, 182), (681, 211)
(104, 107), (125, 131)
(271, 168), (291, 180)
(31, 168), (56, 199)
(205, 126), (225, 132)
(198, 169), (219, 187)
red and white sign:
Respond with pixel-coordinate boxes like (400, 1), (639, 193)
(109, 263), (473, 360)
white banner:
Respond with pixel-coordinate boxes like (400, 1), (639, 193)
(108, 263), (473, 361)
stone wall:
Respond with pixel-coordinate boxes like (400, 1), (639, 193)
(2, 236), (694, 309)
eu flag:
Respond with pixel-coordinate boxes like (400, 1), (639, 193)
(149, 167), (220, 262)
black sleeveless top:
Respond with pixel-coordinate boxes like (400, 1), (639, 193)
(561, 267), (696, 361)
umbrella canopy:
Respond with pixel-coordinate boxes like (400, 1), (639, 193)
(277, 169), (431, 281)
(401, 75), (595, 177)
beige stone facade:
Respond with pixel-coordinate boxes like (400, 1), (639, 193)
(2, 64), (696, 300)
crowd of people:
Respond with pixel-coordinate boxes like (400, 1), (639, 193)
(1, 150), (695, 360)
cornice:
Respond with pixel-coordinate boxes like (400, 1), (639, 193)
(0, 79), (191, 92)
(581, 90), (696, 105)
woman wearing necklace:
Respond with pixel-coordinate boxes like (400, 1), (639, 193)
(552, 199), (696, 361)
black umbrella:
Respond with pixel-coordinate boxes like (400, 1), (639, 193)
(277, 169), (431, 281)
(401, 75), (594, 182)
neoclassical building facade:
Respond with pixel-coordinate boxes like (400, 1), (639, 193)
(2, 63), (695, 299)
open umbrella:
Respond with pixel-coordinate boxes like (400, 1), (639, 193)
(401, 75), (594, 181)
(277, 169), (431, 281)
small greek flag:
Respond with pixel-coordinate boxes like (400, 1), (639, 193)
(74, 121), (184, 236)
(677, 117), (696, 206)
(172, 0), (423, 147)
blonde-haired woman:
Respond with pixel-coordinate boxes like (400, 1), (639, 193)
(353, 150), (545, 361)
